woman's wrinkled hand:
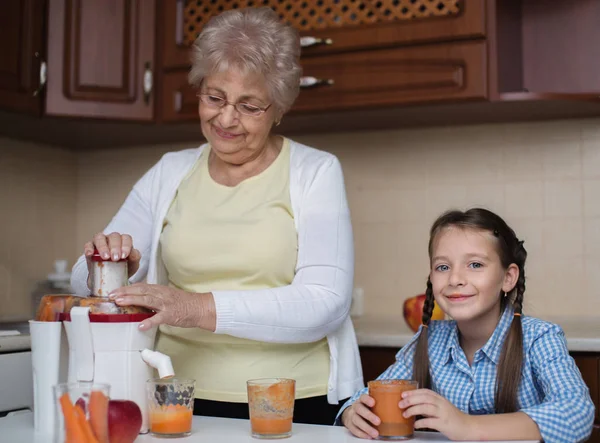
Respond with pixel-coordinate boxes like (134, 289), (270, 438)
(400, 388), (472, 440)
(84, 232), (142, 288)
(341, 394), (380, 440)
(109, 283), (216, 332)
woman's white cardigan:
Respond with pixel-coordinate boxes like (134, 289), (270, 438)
(71, 139), (364, 403)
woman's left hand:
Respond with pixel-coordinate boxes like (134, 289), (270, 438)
(109, 283), (216, 332)
(400, 389), (472, 440)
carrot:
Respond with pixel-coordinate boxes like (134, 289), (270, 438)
(89, 390), (109, 443)
(59, 393), (87, 443)
(75, 404), (99, 443)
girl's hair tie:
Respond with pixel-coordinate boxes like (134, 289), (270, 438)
(513, 312), (522, 317)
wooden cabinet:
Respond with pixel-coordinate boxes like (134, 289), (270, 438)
(162, 0), (486, 68)
(0, 0), (156, 120)
(45, 0), (156, 120)
(295, 41), (487, 112)
(0, 0), (46, 114)
(359, 346), (398, 384)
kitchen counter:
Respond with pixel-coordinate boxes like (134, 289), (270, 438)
(353, 315), (600, 352)
(0, 410), (538, 443)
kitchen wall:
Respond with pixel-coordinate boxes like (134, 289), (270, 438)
(73, 117), (600, 320)
(0, 137), (77, 321)
(4, 117), (599, 320)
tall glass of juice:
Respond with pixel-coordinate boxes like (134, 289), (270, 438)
(368, 379), (418, 440)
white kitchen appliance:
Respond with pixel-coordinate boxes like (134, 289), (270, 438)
(63, 307), (174, 433)
(0, 325), (33, 416)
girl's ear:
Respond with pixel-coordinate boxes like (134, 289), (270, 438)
(502, 263), (519, 293)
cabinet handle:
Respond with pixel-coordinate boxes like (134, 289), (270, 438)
(300, 36), (333, 48)
(32, 52), (47, 97)
(174, 91), (182, 113)
(299, 76), (334, 89)
(143, 62), (153, 105)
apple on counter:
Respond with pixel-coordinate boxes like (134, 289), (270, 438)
(107, 399), (143, 443)
(403, 294), (445, 333)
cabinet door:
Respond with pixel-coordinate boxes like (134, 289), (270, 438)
(359, 347), (399, 384)
(572, 353), (599, 424)
(294, 40), (487, 113)
(45, 0), (156, 120)
(161, 0), (486, 69)
(0, 0), (46, 114)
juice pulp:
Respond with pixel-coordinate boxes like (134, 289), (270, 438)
(150, 404), (193, 435)
(368, 380), (418, 438)
(247, 378), (295, 437)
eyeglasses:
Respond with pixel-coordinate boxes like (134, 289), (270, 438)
(197, 93), (272, 117)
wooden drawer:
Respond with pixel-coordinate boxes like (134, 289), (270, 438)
(161, 0), (487, 69)
(299, 0), (487, 57)
(294, 40), (487, 113)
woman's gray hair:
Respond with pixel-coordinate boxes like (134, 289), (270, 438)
(189, 7), (302, 116)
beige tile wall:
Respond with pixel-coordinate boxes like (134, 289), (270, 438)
(0, 138), (78, 321)
(4, 117), (600, 320)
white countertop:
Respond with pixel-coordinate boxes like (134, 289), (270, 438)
(0, 410), (538, 443)
(353, 315), (600, 352)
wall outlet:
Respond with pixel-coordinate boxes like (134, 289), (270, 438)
(350, 287), (364, 317)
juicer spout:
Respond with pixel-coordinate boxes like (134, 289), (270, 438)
(141, 349), (175, 379)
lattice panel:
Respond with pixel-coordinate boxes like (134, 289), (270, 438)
(183, 0), (462, 46)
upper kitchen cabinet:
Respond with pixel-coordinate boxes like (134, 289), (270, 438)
(0, 0), (156, 120)
(160, 0), (486, 69)
(0, 0), (46, 115)
(45, 0), (156, 120)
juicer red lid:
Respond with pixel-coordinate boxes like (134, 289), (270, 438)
(59, 312), (155, 322)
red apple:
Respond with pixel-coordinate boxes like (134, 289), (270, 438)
(107, 399), (143, 443)
(75, 397), (86, 414)
(403, 294), (445, 333)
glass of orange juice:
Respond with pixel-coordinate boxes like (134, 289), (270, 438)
(247, 378), (295, 439)
(146, 378), (195, 438)
(368, 379), (418, 440)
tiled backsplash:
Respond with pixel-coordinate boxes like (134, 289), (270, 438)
(2, 118), (599, 321)
(0, 138), (77, 320)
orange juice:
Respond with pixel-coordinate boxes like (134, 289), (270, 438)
(250, 416), (293, 435)
(368, 380), (418, 440)
(150, 404), (193, 435)
(247, 378), (295, 439)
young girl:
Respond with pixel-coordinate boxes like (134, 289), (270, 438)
(338, 208), (594, 442)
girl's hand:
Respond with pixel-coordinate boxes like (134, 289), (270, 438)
(400, 388), (472, 440)
(109, 283), (216, 332)
(84, 232), (141, 287)
(341, 394), (380, 440)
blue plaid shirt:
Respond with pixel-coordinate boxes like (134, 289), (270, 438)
(337, 307), (594, 443)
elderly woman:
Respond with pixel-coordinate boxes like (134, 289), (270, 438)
(70, 7), (362, 425)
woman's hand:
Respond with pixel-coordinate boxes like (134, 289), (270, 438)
(400, 388), (472, 440)
(109, 283), (216, 332)
(84, 232), (142, 287)
(341, 394), (380, 440)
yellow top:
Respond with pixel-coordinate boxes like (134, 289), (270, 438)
(158, 139), (329, 402)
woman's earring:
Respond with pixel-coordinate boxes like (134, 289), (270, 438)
(275, 119), (281, 126)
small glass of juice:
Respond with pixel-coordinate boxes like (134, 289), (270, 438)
(146, 378), (195, 438)
(247, 378), (295, 439)
(368, 379), (418, 440)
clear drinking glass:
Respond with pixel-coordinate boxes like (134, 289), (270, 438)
(146, 378), (195, 437)
(247, 378), (295, 439)
(368, 379), (418, 440)
(53, 382), (110, 443)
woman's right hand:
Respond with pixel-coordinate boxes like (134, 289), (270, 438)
(84, 232), (142, 287)
(341, 394), (380, 439)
